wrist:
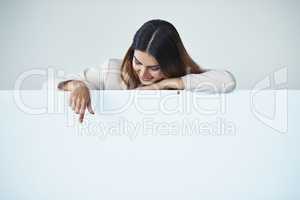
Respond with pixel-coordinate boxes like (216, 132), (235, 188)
(71, 80), (88, 91)
(75, 80), (86, 87)
(160, 78), (184, 89)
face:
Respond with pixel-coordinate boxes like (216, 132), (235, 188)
(132, 50), (167, 85)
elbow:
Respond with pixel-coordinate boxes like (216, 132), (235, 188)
(221, 70), (236, 93)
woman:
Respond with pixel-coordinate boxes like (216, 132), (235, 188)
(57, 19), (236, 123)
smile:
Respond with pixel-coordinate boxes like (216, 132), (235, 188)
(141, 77), (153, 81)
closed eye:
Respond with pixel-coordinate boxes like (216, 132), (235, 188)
(133, 56), (142, 65)
(133, 55), (160, 69)
(134, 59), (142, 65)
(150, 66), (160, 71)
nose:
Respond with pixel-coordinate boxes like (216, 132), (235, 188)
(140, 66), (146, 75)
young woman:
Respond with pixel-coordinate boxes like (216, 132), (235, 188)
(57, 19), (236, 122)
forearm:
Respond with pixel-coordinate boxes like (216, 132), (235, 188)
(181, 70), (236, 93)
(159, 78), (185, 90)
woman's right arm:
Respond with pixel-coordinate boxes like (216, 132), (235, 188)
(57, 59), (110, 122)
(56, 59), (110, 123)
(58, 80), (95, 123)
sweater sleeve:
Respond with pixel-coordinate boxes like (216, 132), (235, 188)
(180, 69), (236, 93)
(56, 59), (110, 90)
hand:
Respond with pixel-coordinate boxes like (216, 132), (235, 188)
(136, 78), (184, 90)
(69, 83), (95, 123)
(135, 82), (161, 90)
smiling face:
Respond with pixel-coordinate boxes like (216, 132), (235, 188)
(132, 50), (167, 85)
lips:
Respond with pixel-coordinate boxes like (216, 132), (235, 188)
(141, 78), (152, 81)
(140, 76), (153, 81)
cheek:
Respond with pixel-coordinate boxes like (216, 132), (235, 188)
(132, 63), (139, 72)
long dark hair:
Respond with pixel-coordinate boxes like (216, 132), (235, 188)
(121, 19), (204, 89)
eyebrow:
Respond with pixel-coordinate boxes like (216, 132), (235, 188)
(133, 55), (160, 68)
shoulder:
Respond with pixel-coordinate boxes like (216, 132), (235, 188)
(101, 58), (124, 89)
(97, 58), (122, 73)
(107, 58), (123, 69)
(109, 58), (123, 65)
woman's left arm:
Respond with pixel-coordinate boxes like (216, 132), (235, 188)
(180, 69), (236, 93)
(135, 78), (184, 90)
(136, 70), (236, 93)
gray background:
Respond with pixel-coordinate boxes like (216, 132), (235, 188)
(0, 0), (299, 89)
